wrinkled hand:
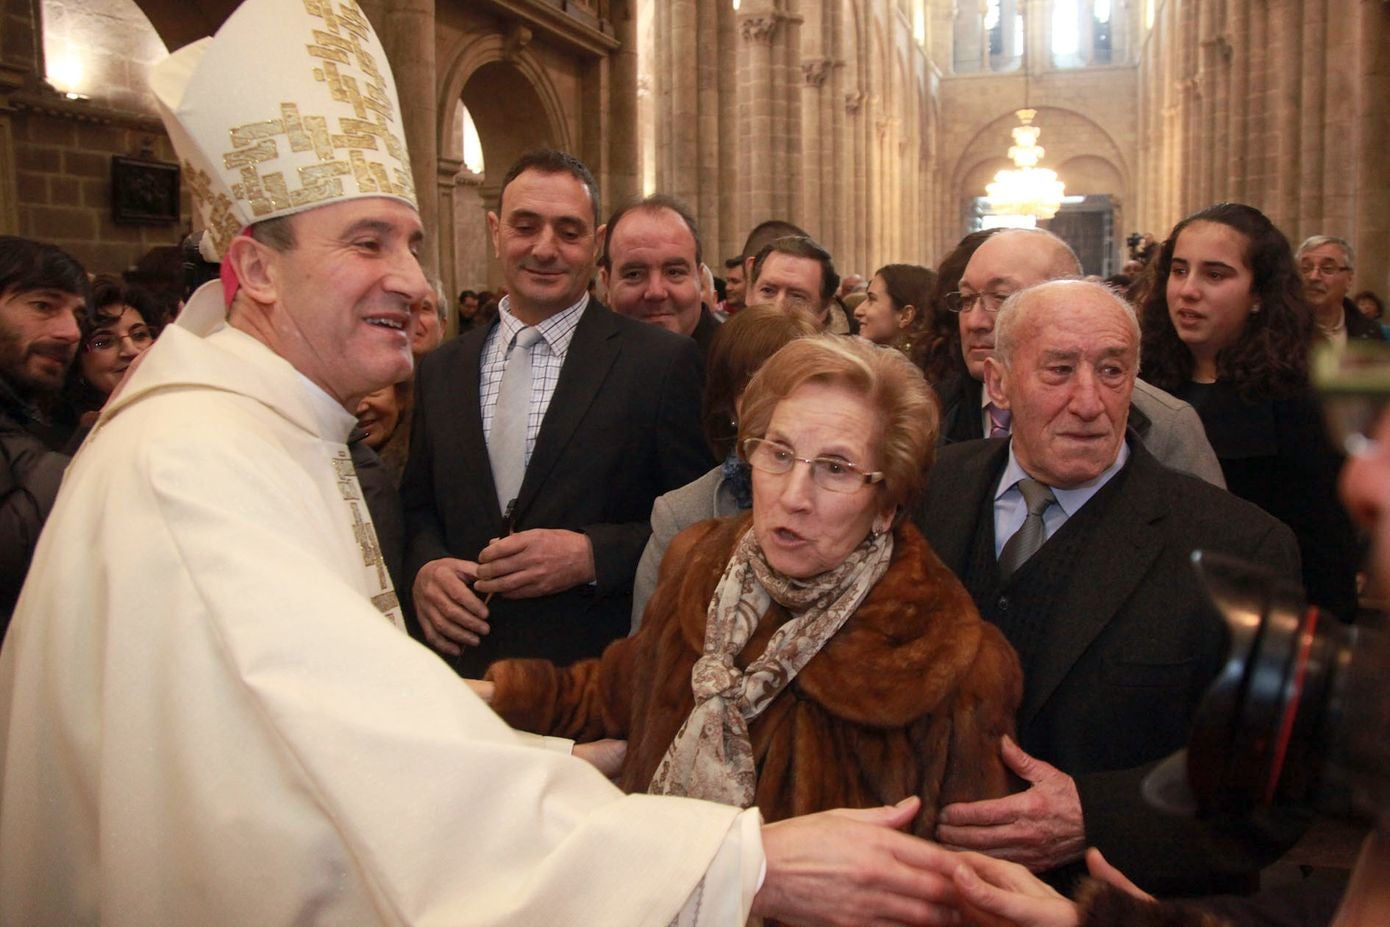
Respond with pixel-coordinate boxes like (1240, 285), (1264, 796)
(412, 557), (489, 656)
(572, 738), (627, 779)
(474, 528), (596, 599)
(936, 736), (1085, 871)
(753, 797), (961, 927)
(948, 851), (1078, 927)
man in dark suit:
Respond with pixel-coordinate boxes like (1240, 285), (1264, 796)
(1298, 235), (1386, 345)
(403, 150), (709, 677)
(916, 279), (1303, 896)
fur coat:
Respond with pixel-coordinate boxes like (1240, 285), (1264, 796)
(486, 515), (1022, 836)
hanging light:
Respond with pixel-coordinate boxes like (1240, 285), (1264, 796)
(985, 109), (1066, 220)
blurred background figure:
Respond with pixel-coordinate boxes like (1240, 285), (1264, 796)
(855, 263), (937, 373)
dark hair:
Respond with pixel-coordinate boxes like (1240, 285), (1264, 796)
(919, 229), (1000, 386)
(874, 263), (937, 368)
(0, 235), (89, 304)
(457, 289), (478, 302)
(60, 277), (160, 416)
(1140, 202), (1312, 402)
(600, 194), (701, 269)
(740, 219), (809, 263)
(702, 304), (818, 458)
(723, 255), (743, 271)
(497, 148), (600, 226)
(751, 235), (839, 303)
(1354, 290), (1385, 320)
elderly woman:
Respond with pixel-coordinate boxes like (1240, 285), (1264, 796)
(630, 305), (817, 627)
(479, 335), (1021, 835)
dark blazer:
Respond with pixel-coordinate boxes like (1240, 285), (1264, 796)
(401, 303), (710, 677)
(914, 437), (1305, 896)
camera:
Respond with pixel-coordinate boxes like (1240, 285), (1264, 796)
(1144, 551), (1390, 833)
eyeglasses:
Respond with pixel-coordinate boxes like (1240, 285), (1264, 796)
(85, 325), (153, 354)
(944, 290), (1011, 314)
(1313, 341), (1390, 457)
(1299, 262), (1350, 277)
(743, 437), (884, 494)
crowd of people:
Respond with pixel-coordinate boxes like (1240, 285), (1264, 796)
(1, 0), (1387, 924)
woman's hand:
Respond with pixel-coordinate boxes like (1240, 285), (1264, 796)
(572, 738), (627, 778)
(465, 679), (494, 703)
(948, 851), (1077, 927)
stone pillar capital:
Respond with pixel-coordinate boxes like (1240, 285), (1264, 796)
(801, 58), (833, 87)
(739, 16), (779, 45)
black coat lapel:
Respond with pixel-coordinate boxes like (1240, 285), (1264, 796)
(1018, 444), (1167, 728)
(514, 304), (620, 518)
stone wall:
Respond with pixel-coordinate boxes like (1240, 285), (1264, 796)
(0, 0), (183, 275)
(1136, 0), (1390, 297)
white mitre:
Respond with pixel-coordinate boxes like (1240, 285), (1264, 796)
(149, 0), (417, 260)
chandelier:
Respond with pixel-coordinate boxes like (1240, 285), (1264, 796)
(985, 109), (1066, 220)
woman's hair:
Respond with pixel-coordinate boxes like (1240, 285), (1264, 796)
(873, 263), (937, 368)
(703, 304), (817, 458)
(78, 276), (160, 343)
(1354, 290), (1385, 320)
(920, 229), (1001, 386)
(738, 334), (939, 513)
(1139, 202), (1312, 401)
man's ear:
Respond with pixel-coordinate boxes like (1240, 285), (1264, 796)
(223, 235), (278, 305)
(599, 264), (611, 293)
(983, 356), (1010, 410)
(486, 210), (501, 257)
(592, 223), (607, 264)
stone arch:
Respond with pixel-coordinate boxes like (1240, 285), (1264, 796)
(948, 105), (1130, 203)
(437, 34), (571, 175)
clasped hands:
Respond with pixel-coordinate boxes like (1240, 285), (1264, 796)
(413, 528), (595, 655)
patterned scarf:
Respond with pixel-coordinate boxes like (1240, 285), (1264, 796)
(647, 525), (894, 807)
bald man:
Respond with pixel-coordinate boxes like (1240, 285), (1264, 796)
(938, 228), (1224, 487)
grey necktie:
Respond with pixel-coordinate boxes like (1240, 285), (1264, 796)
(489, 326), (541, 509)
(998, 478), (1056, 579)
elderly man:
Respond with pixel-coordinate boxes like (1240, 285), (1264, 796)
(915, 279), (1303, 896)
(938, 227), (1224, 486)
(599, 194), (720, 356)
(0, 236), (85, 633)
(748, 234), (857, 334)
(0, 3), (966, 925)
(1298, 235), (1385, 348)
(403, 151), (711, 676)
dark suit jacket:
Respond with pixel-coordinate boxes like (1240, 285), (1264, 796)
(914, 437), (1305, 896)
(401, 303), (710, 676)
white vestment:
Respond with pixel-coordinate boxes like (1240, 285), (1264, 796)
(0, 285), (761, 926)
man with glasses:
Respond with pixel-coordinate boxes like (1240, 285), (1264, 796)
(940, 227), (1224, 486)
(0, 235), (86, 636)
(1298, 235), (1384, 348)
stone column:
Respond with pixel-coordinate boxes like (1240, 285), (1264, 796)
(1299, 0), (1327, 234)
(374, 0), (438, 276)
(1353, 0), (1390, 296)
(1227, 0), (1250, 203)
(717, 0), (739, 259)
(1270, 0), (1302, 232)
(435, 155), (462, 333)
(801, 59), (831, 237)
(666, 0), (698, 204)
(737, 13), (779, 233)
(696, 0), (721, 256)
(781, 6), (804, 226)
(609, 0), (641, 209)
